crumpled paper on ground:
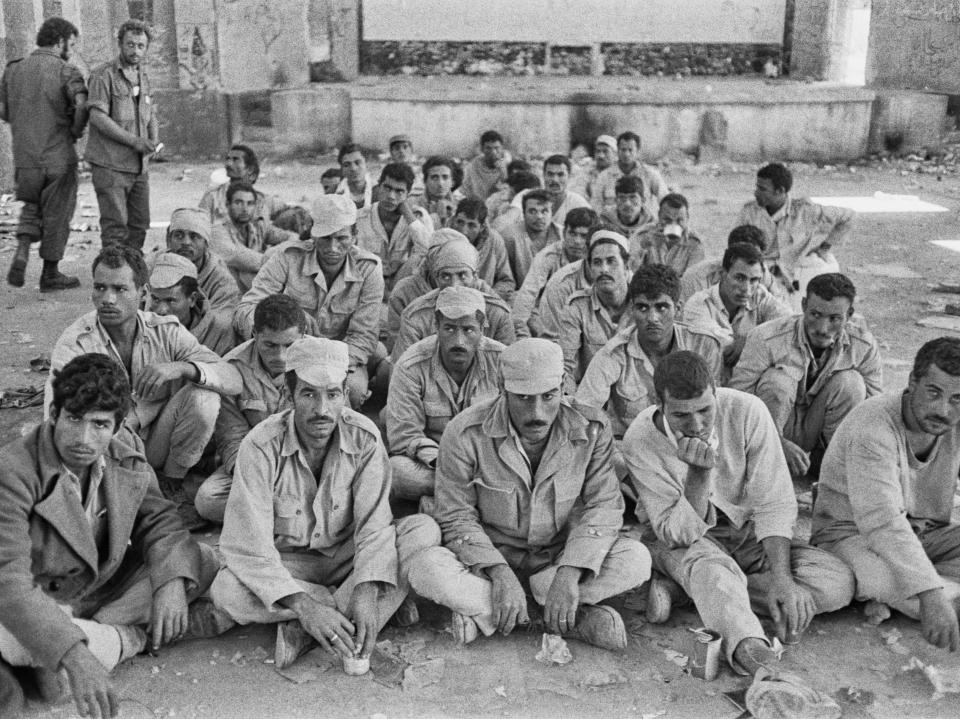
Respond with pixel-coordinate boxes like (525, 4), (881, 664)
(536, 633), (573, 665)
(905, 656), (960, 697)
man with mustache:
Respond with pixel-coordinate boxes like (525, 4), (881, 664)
(1, 16), (88, 291)
(45, 245), (241, 498)
(513, 207), (598, 339)
(386, 286), (503, 506)
(164, 207), (240, 313)
(812, 337), (960, 647)
(355, 162), (433, 297)
(0, 353), (220, 718)
(391, 237), (515, 362)
(558, 230), (634, 393)
(576, 264), (721, 484)
(682, 242), (791, 378)
(407, 338), (650, 649)
(598, 175), (654, 251)
(195, 294), (305, 523)
(235, 194), (385, 409)
(623, 351), (854, 675)
(731, 273), (882, 479)
(209, 337), (439, 667)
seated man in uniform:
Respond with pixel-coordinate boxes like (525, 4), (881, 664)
(576, 265), (721, 483)
(496, 189), (561, 286)
(47, 245), (241, 491)
(199, 143), (286, 224)
(165, 207), (240, 313)
(0, 354), (219, 717)
(731, 273), (881, 478)
(235, 194), (385, 409)
(633, 193), (704, 277)
(391, 237), (515, 362)
(682, 242), (791, 377)
(680, 224), (771, 303)
(208, 337), (439, 668)
(449, 198), (515, 302)
(209, 180), (297, 293)
(148, 252), (235, 356)
(195, 294), (305, 523)
(599, 175), (654, 249)
(386, 287), (503, 505)
(407, 338), (651, 649)
(812, 337), (960, 646)
(623, 351), (854, 675)
(559, 230), (633, 393)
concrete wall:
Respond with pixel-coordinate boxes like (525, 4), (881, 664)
(866, 0), (960, 94)
(362, 0), (786, 44)
(791, 0), (870, 84)
(343, 79), (874, 162)
(153, 89), (230, 159)
(869, 90), (948, 154)
(271, 85), (351, 154)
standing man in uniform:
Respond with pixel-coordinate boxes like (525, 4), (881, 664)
(0, 17), (87, 291)
(86, 19), (158, 250)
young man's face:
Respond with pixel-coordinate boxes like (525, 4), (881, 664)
(438, 315), (483, 375)
(167, 230), (208, 268)
(505, 387), (561, 444)
(801, 292), (852, 350)
(523, 200), (552, 233)
(481, 140), (504, 166)
(658, 204), (688, 231)
(58, 35), (78, 62)
(53, 408), (117, 476)
(719, 259), (763, 309)
(631, 293), (678, 349)
(119, 31), (149, 67)
(754, 176), (787, 212)
(228, 190), (257, 224)
(292, 378), (346, 445)
(561, 224), (591, 262)
(451, 213), (483, 243)
(616, 192), (644, 223)
(148, 284), (196, 327)
(314, 228), (355, 272)
(378, 176), (409, 213)
(543, 163), (569, 197)
(425, 165), (453, 199)
(907, 364), (960, 436)
(254, 325), (303, 377)
(92, 263), (143, 329)
(390, 141), (414, 164)
(660, 387), (717, 442)
(321, 175), (341, 194)
(618, 139), (639, 167)
(340, 151), (366, 184)
(224, 150), (250, 182)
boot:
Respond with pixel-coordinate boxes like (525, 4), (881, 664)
(275, 620), (317, 669)
(449, 612), (479, 645)
(566, 605), (628, 651)
(390, 596), (420, 627)
(186, 598), (236, 638)
(646, 572), (683, 624)
(39, 270), (80, 292)
(6, 237), (31, 288)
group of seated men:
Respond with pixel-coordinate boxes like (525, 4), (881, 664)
(3, 130), (960, 719)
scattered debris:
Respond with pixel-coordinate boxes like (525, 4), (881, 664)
(860, 263), (923, 279)
(402, 657), (445, 691)
(662, 648), (689, 668)
(398, 639), (427, 663)
(494, 685), (507, 698)
(275, 665), (321, 684)
(535, 634), (573, 665)
(917, 315), (960, 332)
(11, 331), (34, 344)
(578, 668), (629, 689)
(879, 628), (901, 645)
(229, 651), (247, 667)
(834, 686), (875, 707)
(905, 656), (960, 697)
(0, 386), (43, 410)
(249, 646), (270, 662)
(641, 711), (666, 719)
(370, 644), (407, 688)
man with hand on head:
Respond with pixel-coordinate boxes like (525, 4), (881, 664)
(633, 193), (704, 276)
(209, 337), (439, 668)
(198, 143), (287, 224)
(0, 353), (219, 718)
(622, 351), (854, 675)
(46, 245), (241, 493)
(407, 338), (650, 649)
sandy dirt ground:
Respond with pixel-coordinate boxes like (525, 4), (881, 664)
(3, 155), (960, 718)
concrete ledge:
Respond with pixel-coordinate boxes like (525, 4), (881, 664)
(153, 90), (231, 160)
(868, 89), (947, 154)
(272, 85), (352, 154)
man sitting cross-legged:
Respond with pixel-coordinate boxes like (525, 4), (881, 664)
(623, 351), (854, 675)
(407, 338), (651, 650)
(0, 354), (219, 718)
(812, 337), (960, 648)
(209, 337), (439, 668)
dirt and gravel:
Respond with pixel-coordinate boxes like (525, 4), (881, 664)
(3, 152), (960, 718)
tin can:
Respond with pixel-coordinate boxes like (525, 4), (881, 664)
(688, 628), (722, 681)
(342, 655), (370, 676)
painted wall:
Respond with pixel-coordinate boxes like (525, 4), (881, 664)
(362, 0), (786, 44)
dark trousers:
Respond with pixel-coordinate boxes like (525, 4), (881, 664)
(91, 164), (150, 249)
(14, 164), (78, 262)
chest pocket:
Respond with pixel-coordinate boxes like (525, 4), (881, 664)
(273, 494), (304, 540)
(111, 83), (136, 125)
(423, 400), (453, 439)
(471, 477), (520, 532)
(613, 381), (651, 427)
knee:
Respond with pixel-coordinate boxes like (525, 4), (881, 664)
(405, 545), (454, 589)
(756, 367), (798, 405)
(194, 477), (228, 523)
(180, 386), (221, 426)
(824, 369), (866, 406)
(684, 551), (745, 589)
(396, 513), (442, 553)
(799, 548), (856, 613)
(194, 544), (222, 595)
(609, 538), (652, 588)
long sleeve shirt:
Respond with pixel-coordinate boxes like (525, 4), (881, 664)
(198, 183), (287, 225)
(538, 260), (592, 341)
(434, 396), (623, 575)
(46, 310), (241, 431)
(558, 288), (631, 393)
(622, 388), (797, 549)
(593, 162), (668, 216)
(812, 392), (960, 601)
(681, 283), (791, 353)
(234, 243), (384, 366)
(385, 335), (503, 457)
(209, 216), (296, 287)
(196, 251), (241, 314)
(633, 226), (705, 277)
(220, 408), (398, 611)
(495, 215), (562, 286)
(575, 324), (723, 438)
(473, 227), (516, 303)
(355, 202), (432, 297)
(512, 242), (578, 339)
(736, 196), (854, 283)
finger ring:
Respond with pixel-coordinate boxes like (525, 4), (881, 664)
(329, 634), (340, 642)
